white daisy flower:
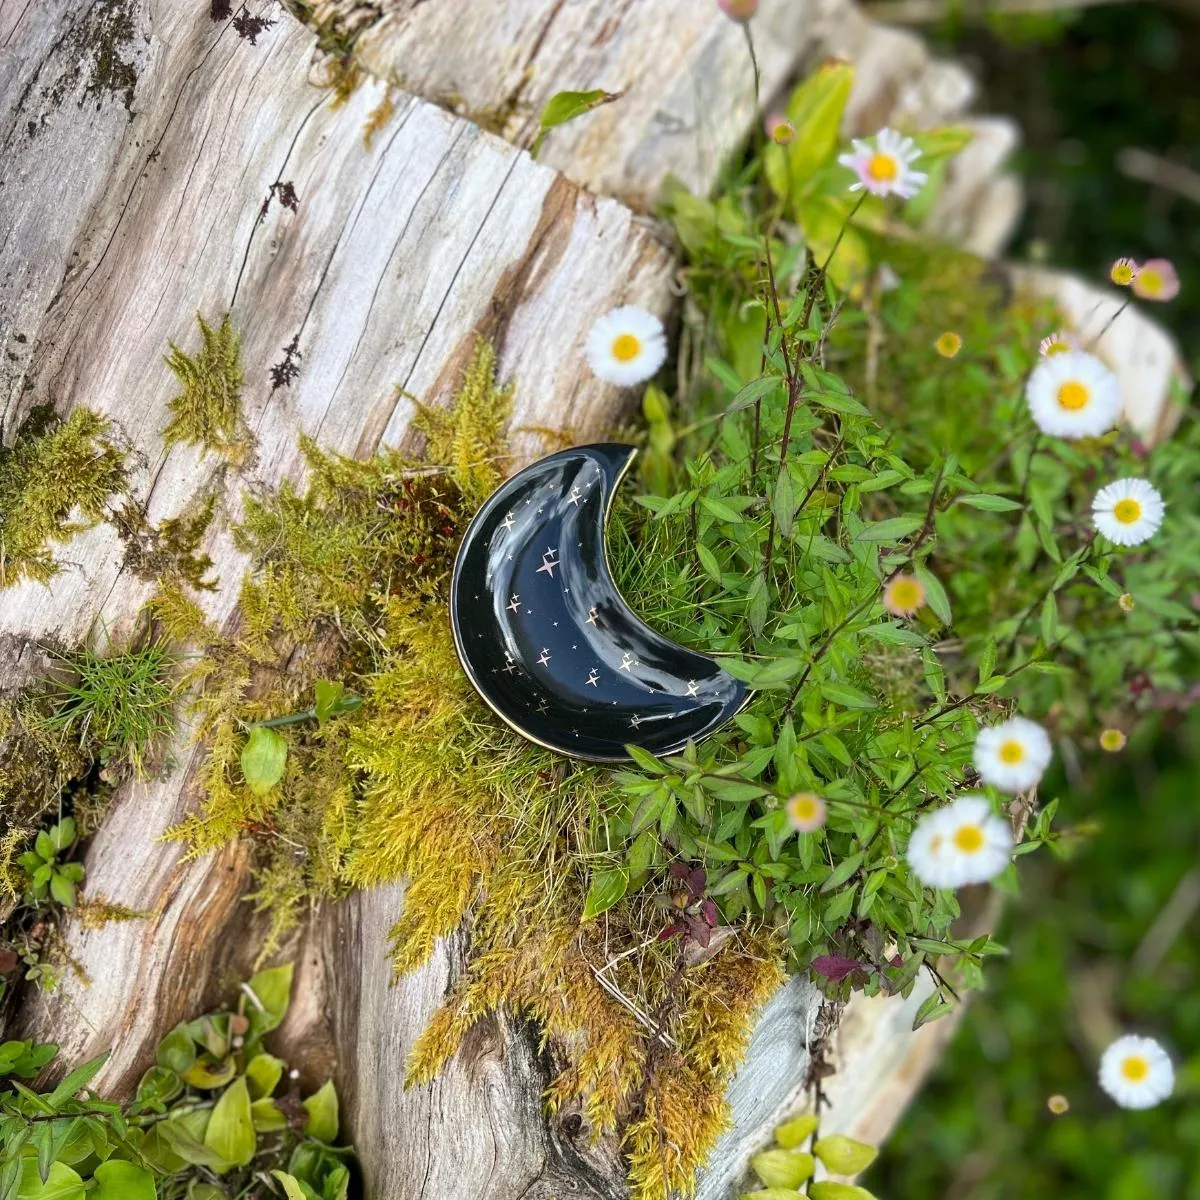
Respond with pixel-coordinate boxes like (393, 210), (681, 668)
(1092, 478), (1165, 547)
(786, 791), (827, 833)
(1025, 350), (1121, 439)
(837, 128), (928, 200)
(906, 794), (1014, 889)
(974, 716), (1053, 794)
(1099, 1035), (1174, 1109)
(585, 306), (667, 387)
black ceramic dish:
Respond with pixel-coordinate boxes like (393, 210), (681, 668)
(449, 443), (747, 762)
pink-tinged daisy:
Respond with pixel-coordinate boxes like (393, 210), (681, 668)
(786, 792), (827, 833)
(1131, 258), (1180, 302)
(765, 113), (795, 145)
(935, 331), (963, 358)
(1038, 330), (1077, 357)
(837, 128), (928, 199)
(718, 0), (758, 20)
(882, 573), (926, 618)
(1110, 257), (1139, 287)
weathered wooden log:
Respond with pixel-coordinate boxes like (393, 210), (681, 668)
(1, 2), (1190, 1199)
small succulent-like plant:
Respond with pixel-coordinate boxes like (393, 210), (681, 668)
(17, 818), (85, 907)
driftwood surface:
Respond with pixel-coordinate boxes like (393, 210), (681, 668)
(0, 2), (1190, 1198)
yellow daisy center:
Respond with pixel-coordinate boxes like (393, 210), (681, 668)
(1120, 1055), (1149, 1083)
(953, 824), (985, 854)
(867, 152), (898, 182)
(1045, 339), (1070, 356)
(885, 576), (925, 613)
(998, 739), (1025, 765)
(935, 332), (962, 358)
(1138, 270), (1162, 296)
(1057, 381), (1090, 411)
(1113, 498), (1142, 524)
(1111, 264), (1135, 286)
(611, 333), (642, 363)
(1099, 729), (1126, 752)
(790, 795), (819, 822)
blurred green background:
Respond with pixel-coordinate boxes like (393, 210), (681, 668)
(871, 3), (1199, 1194)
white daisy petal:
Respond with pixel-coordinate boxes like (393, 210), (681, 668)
(1025, 350), (1121, 439)
(585, 305), (667, 387)
(1092, 478), (1165, 547)
(907, 794), (1015, 889)
(1099, 1035), (1174, 1109)
(973, 716), (1053, 794)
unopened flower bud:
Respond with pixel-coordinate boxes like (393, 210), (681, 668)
(718, 0), (759, 22)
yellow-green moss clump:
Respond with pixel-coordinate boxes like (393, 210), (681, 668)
(162, 313), (253, 464)
(159, 339), (785, 1199)
(0, 406), (128, 588)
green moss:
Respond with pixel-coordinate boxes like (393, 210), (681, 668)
(162, 314), (253, 465)
(116, 491), (218, 590)
(0, 406), (128, 589)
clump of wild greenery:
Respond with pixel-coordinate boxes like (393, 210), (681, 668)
(0, 962), (357, 1200)
(1, 635), (178, 1009)
(162, 313), (254, 466)
(0, 406), (128, 589)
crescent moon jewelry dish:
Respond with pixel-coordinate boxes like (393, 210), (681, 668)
(450, 444), (747, 762)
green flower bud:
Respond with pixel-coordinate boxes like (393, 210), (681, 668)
(750, 1149), (815, 1188)
(813, 1133), (879, 1176)
(773, 1112), (819, 1148)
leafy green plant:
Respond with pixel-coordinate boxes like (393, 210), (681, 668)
(0, 962), (356, 1200)
(38, 641), (177, 776)
(15, 820), (84, 909)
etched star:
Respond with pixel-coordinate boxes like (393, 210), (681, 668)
(586, 606), (599, 626)
(568, 486), (583, 506)
(619, 652), (637, 672)
(507, 593), (520, 613)
(536, 547), (559, 578)
(685, 680), (699, 698)
(586, 669), (600, 687)
(537, 648), (551, 666)
(500, 511), (515, 532)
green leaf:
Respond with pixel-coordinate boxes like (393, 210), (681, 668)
(245, 1053), (285, 1100)
(187, 1186), (227, 1200)
(911, 991), (954, 1030)
(89, 1162), (155, 1200)
(813, 1134), (878, 1175)
(581, 867), (628, 920)
(977, 637), (997, 685)
(750, 1148), (815, 1188)
(854, 516), (923, 543)
(14, 1161), (83, 1200)
(35, 833), (54, 863)
(182, 1054), (237, 1090)
(1040, 592), (1059, 646)
(155, 1026), (197, 1075)
(784, 61), (856, 191)
(203, 1078), (255, 1170)
(696, 542), (722, 583)
(49, 820), (75, 853)
(48, 873), (75, 908)
(773, 1113), (820, 1148)
(808, 1184), (876, 1200)
(251, 1097), (288, 1133)
(700, 495), (745, 523)
(772, 467), (797, 539)
(956, 493), (1023, 512)
(48, 1053), (108, 1105)
(133, 1065), (183, 1111)
(271, 1172), (319, 1200)
(739, 1191), (807, 1200)
(913, 565), (951, 625)
(244, 963), (295, 1040)
(303, 1080), (339, 1142)
(313, 680), (345, 726)
(722, 658), (805, 689)
(241, 726), (288, 795)
(819, 682), (877, 710)
(530, 89), (622, 157)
